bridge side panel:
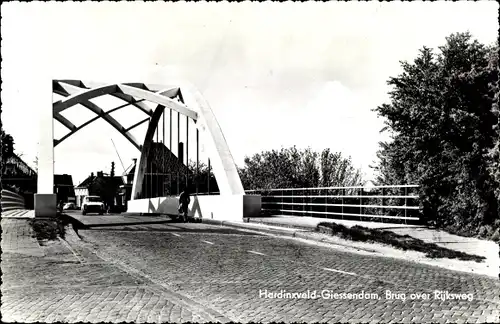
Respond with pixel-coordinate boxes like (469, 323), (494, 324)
(127, 194), (262, 221)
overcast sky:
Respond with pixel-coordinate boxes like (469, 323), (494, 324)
(2, 1), (498, 186)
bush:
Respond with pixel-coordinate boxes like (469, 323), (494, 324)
(30, 218), (64, 241)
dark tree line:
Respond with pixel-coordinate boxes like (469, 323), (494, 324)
(1, 129), (15, 175)
(238, 146), (364, 190)
(371, 32), (499, 239)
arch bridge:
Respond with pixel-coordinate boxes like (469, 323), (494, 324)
(35, 80), (261, 221)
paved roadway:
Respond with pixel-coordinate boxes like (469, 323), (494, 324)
(77, 216), (500, 323)
(2, 213), (499, 323)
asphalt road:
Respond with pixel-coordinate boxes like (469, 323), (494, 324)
(73, 222), (500, 323)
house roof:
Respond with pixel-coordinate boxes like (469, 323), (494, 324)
(121, 142), (191, 178)
(146, 142), (191, 173)
(76, 174), (124, 189)
(55, 174), (74, 187)
(76, 175), (95, 188)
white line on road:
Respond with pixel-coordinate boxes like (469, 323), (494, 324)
(323, 267), (357, 276)
(171, 233), (181, 237)
(201, 240), (214, 245)
(248, 250), (267, 256)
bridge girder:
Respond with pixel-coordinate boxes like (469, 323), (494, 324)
(52, 79), (245, 197)
(53, 81), (189, 150)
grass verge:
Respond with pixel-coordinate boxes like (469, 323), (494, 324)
(317, 222), (485, 262)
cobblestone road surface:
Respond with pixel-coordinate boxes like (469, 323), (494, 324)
(2, 219), (499, 323)
(1, 221), (230, 323)
(79, 223), (500, 323)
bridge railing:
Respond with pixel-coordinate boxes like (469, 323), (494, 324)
(1, 189), (26, 213)
(245, 185), (421, 223)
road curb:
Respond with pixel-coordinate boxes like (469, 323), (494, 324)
(247, 218), (318, 231)
(201, 219), (392, 255)
(62, 213), (174, 228)
(79, 220), (173, 228)
(121, 212), (164, 217)
(201, 218), (306, 238)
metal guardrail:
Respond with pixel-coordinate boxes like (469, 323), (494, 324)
(245, 185), (421, 223)
(159, 185), (421, 223)
(1, 189), (26, 212)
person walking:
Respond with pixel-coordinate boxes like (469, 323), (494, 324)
(178, 188), (191, 222)
(58, 200), (64, 213)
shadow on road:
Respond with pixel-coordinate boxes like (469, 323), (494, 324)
(60, 212), (262, 236)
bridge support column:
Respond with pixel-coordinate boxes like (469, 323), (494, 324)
(35, 78), (56, 217)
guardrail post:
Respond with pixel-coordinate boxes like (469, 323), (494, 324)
(404, 186), (408, 225)
(281, 189), (284, 216)
(381, 187), (385, 218)
(341, 188), (344, 220)
(324, 188), (327, 218)
(359, 187), (363, 221)
(302, 189), (305, 217)
(309, 188), (312, 217)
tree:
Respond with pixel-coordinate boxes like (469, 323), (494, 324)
(187, 160), (218, 193)
(33, 156), (39, 173)
(110, 161), (115, 177)
(371, 32), (499, 232)
(485, 45), (500, 213)
(320, 148), (363, 187)
(1, 129), (14, 159)
(239, 146), (363, 190)
(1, 129), (15, 174)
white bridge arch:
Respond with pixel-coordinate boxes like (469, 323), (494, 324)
(52, 79), (245, 199)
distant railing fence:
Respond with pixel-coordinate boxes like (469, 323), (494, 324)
(177, 185), (421, 223)
(245, 185), (421, 223)
(1, 189), (26, 212)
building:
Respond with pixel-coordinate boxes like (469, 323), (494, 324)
(75, 171), (125, 211)
(1, 153), (37, 208)
(1, 153), (76, 208)
(118, 142), (196, 203)
(54, 174), (75, 204)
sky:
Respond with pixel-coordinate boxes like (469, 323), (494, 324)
(1, 1), (498, 187)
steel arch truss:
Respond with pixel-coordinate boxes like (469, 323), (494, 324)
(53, 80), (192, 150)
(52, 79), (245, 198)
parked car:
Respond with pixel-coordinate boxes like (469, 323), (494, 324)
(63, 202), (75, 210)
(81, 196), (105, 215)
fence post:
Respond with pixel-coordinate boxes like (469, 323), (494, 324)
(381, 187), (385, 218)
(302, 189), (305, 217)
(404, 186), (408, 225)
(309, 188), (312, 217)
(281, 189), (283, 215)
(325, 188), (327, 218)
(359, 187), (363, 221)
(341, 188), (344, 220)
